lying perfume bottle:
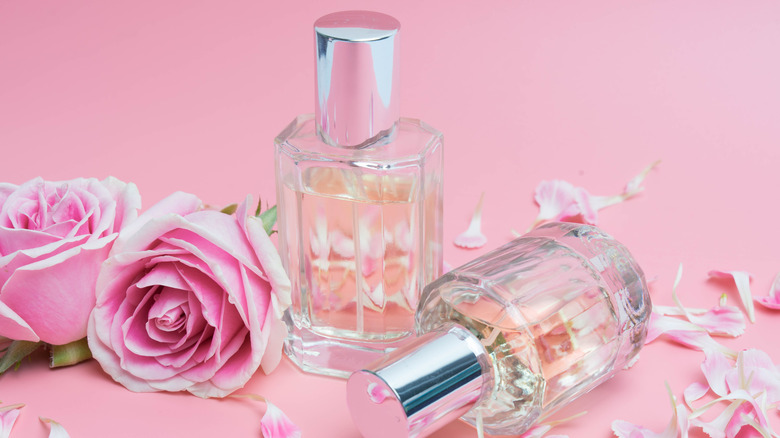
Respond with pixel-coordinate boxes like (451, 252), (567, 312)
(347, 222), (651, 437)
(275, 11), (444, 378)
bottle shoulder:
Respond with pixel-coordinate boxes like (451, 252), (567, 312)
(275, 114), (442, 168)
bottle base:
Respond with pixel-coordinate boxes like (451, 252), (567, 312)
(284, 326), (412, 379)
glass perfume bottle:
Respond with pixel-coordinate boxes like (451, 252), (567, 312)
(347, 223), (651, 437)
(275, 11), (443, 378)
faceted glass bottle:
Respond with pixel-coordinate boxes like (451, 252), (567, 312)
(275, 11), (444, 378)
(347, 223), (651, 437)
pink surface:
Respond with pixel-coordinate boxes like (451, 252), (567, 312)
(1, 1), (779, 437)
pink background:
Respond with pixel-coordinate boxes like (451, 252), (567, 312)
(2, 1), (780, 437)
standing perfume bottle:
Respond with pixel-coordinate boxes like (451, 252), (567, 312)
(275, 11), (444, 378)
(347, 223), (651, 437)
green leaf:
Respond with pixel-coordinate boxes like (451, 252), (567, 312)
(220, 203), (238, 215)
(50, 338), (92, 368)
(0, 340), (43, 374)
(258, 205), (277, 235)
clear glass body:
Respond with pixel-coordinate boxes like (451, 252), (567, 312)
(416, 223), (651, 435)
(275, 114), (443, 378)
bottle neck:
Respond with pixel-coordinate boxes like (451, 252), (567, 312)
(347, 324), (490, 438)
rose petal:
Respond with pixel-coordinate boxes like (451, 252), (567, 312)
(727, 349), (780, 404)
(708, 270), (755, 323)
(754, 272), (780, 310)
(687, 306), (745, 337)
(39, 417), (71, 438)
(99, 176), (141, 232)
(1, 235), (114, 344)
(702, 349), (733, 397)
(259, 295), (287, 375)
(0, 404), (23, 438)
(530, 162), (659, 230)
(112, 191), (201, 254)
(238, 197), (292, 311)
(529, 180), (581, 230)
(646, 313), (736, 357)
(668, 265), (745, 337)
(684, 381), (711, 407)
(613, 382), (686, 438)
(261, 401), (301, 438)
(697, 390), (773, 437)
(454, 193), (487, 249)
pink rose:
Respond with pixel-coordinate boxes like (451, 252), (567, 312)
(0, 177), (141, 345)
(88, 193), (291, 397)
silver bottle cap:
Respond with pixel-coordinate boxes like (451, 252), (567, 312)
(346, 325), (489, 438)
(314, 11), (401, 148)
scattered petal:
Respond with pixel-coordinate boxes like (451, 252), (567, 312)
(454, 193), (487, 249)
(529, 161), (659, 230)
(701, 349), (733, 397)
(645, 313), (736, 358)
(40, 417), (71, 438)
(666, 264), (745, 337)
(528, 180), (581, 230)
(754, 273), (780, 310)
(687, 349), (780, 438)
(612, 383), (685, 438)
(686, 306), (745, 338)
(708, 270), (755, 323)
(624, 160), (662, 196)
(684, 381), (710, 408)
(0, 404), (24, 438)
(261, 401), (302, 438)
(231, 394), (301, 438)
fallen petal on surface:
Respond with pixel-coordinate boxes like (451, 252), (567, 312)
(39, 417), (71, 438)
(708, 270), (755, 323)
(754, 272), (780, 310)
(0, 404), (23, 438)
(261, 401), (302, 438)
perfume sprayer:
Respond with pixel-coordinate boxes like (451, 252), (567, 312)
(347, 222), (652, 437)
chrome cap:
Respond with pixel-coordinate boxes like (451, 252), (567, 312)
(314, 11), (401, 148)
(346, 325), (489, 438)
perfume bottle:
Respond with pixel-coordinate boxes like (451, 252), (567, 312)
(347, 223), (651, 437)
(275, 11), (444, 378)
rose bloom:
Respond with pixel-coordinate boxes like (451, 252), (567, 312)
(88, 193), (291, 397)
(0, 177), (140, 345)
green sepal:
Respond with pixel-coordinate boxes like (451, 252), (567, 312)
(50, 338), (92, 368)
(220, 203), (239, 215)
(0, 340), (43, 374)
(258, 205), (278, 236)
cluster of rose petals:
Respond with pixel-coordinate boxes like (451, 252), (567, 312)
(645, 265), (742, 357)
(87, 193), (291, 398)
(620, 264), (780, 438)
(0, 177), (141, 345)
(684, 349), (780, 437)
(529, 161), (659, 230)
